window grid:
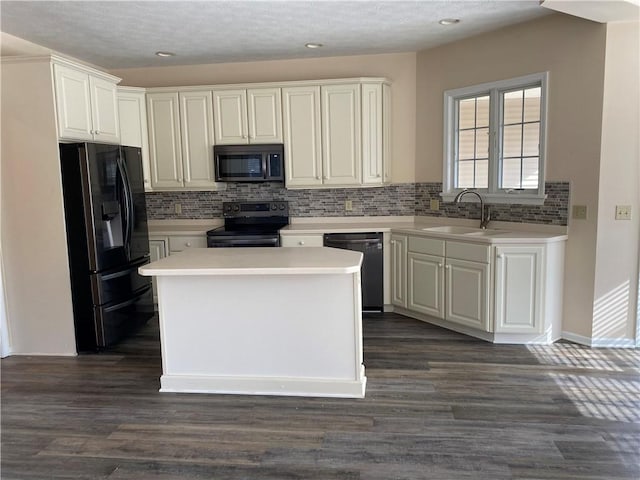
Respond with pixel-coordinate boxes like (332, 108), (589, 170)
(456, 96), (489, 189)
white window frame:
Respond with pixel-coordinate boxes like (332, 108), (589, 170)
(442, 72), (549, 205)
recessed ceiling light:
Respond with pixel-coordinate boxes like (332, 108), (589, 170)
(305, 43), (324, 49)
(155, 51), (176, 57)
(439, 18), (461, 25)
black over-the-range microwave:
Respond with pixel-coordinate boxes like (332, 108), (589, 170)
(214, 144), (284, 182)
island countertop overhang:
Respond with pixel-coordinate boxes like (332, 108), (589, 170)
(139, 247), (363, 276)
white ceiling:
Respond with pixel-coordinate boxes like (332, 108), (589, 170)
(0, 1), (555, 69)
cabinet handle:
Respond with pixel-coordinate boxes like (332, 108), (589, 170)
(95, 130), (100, 135)
(497, 254), (503, 259)
(315, 175), (321, 180)
(438, 263), (443, 268)
(376, 174), (381, 178)
(299, 241), (305, 245)
(242, 134), (247, 139)
(185, 242), (192, 247)
(445, 264), (450, 269)
(390, 240), (395, 245)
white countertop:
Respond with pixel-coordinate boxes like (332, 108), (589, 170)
(139, 247), (363, 276)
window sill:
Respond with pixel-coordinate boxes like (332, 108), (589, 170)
(440, 192), (547, 206)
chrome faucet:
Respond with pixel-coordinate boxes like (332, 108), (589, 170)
(453, 189), (491, 229)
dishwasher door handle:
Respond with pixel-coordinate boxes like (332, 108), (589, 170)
(325, 238), (381, 245)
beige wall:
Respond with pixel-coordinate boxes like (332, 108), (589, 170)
(593, 20), (640, 342)
(0, 59), (77, 354)
(416, 14), (608, 338)
(111, 52), (417, 183)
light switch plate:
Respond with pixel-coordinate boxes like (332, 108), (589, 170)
(430, 199), (440, 210)
(615, 205), (631, 220)
(572, 205), (587, 220)
(174, 203), (182, 214)
(345, 200), (353, 211)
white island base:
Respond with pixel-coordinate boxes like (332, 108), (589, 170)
(140, 247), (366, 398)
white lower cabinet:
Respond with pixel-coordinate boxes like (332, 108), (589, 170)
(390, 234), (408, 308)
(280, 234), (324, 247)
(392, 233), (555, 339)
(445, 257), (490, 331)
(149, 237), (168, 303)
(494, 245), (544, 334)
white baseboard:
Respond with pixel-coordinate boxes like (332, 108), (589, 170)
(160, 373), (367, 398)
(562, 331), (637, 348)
(1, 351), (77, 357)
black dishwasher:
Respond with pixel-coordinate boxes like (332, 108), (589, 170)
(323, 232), (383, 311)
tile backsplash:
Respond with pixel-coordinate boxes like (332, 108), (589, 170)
(146, 181), (569, 226)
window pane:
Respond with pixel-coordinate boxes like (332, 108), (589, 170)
(475, 127), (489, 159)
(458, 130), (475, 160)
(503, 90), (523, 124)
(503, 125), (522, 157)
(523, 122), (540, 156)
(524, 87), (541, 122)
(476, 96), (490, 128)
(521, 157), (539, 188)
(502, 158), (522, 189)
(475, 159), (488, 188)
(457, 160), (475, 188)
(458, 98), (476, 130)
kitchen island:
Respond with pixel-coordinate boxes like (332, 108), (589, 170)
(139, 247), (366, 398)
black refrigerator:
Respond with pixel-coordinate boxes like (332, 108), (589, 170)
(60, 143), (154, 352)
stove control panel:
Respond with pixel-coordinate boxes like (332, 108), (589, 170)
(222, 201), (289, 217)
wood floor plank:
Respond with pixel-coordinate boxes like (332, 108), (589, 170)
(2, 312), (639, 479)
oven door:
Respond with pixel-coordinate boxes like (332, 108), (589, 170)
(207, 235), (280, 248)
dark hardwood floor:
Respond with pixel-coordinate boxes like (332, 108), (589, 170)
(2, 313), (639, 479)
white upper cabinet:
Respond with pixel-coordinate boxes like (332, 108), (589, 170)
(321, 84), (362, 186)
(117, 87), (152, 191)
(179, 90), (217, 189)
(282, 86), (323, 187)
(283, 79), (390, 189)
(54, 63), (120, 144)
(213, 87), (282, 144)
(147, 90), (219, 191)
(147, 92), (183, 189)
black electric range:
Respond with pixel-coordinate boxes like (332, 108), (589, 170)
(206, 201), (289, 248)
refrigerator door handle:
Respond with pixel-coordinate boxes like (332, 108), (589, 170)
(116, 155), (133, 260)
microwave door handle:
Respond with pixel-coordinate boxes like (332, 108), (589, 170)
(262, 154), (268, 179)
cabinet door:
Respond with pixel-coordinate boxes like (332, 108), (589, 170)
(179, 91), (217, 189)
(382, 84), (392, 183)
(408, 252), (444, 318)
(118, 89), (152, 191)
(89, 76), (120, 144)
(445, 258), (490, 331)
(213, 89), (248, 144)
(282, 86), (323, 187)
(361, 83), (383, 185)
(494, 245), (544, 334)
(390, 234), (407, 308)
(149, 238), (167, 304)
(248, 88), (283, 143)
(321, 84), (362, 185)
(54, 64), (93, 141)
(147, 92), (183, 189)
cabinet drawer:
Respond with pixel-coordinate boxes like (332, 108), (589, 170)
(280, 235), (324, 247)
(408, 236), (445, 256)
(446, 241), (490, 263)
(168, 235), (207, 252)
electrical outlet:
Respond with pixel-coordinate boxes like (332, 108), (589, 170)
(615, 205), (632, 220)
(572, 205), (587, 220)
(174, 203), (182, 214)
(430, 199), (440, 211)
(345, 200), (353, 211)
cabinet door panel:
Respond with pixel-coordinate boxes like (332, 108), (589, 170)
(89, 76), (120, 143)
(362, 83), (383, 185)
(54, 64), (93, 141)
(390, 234), (407, 308)
(494, 246), (544, 334)
(283, 86), (323, 187)
(446, 258), (490, 331)
(179, 91), (216, 188)
(321, 84), (361, 185)
(147, 93), (183, 189)
(408, 252), (444, 317)
(117, 90), (152, 191)
(382, 84), (392, 183)
(248, 88), (283, 143)
(213, 89), (247, 144)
